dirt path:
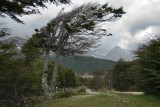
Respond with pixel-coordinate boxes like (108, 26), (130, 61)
(85, 89), (100, 95)
(114, 91), (144, 95)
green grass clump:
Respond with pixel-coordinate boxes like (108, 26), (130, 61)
(36, 92), (160, 107)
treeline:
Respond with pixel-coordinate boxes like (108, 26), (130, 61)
(80, 37), (160, 96)
(111, 37), (160, 95)
(78, 61), (140, 91)
(0, 42), (79, 106)
(111, 59), (141, 91)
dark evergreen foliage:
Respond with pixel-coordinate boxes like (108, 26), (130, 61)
(21, 35), (42, 63)
(0, 0), (70, 23)
(56, 68), (79, 88)
(136, 37), (160, 95)
(88, 70), (104, 90)
(112, 59), (141, 91)
(0, 43), (43, 106)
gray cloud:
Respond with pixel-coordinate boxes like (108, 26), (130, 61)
(1, 0), (160, 55)
(96, 0), (160, 53)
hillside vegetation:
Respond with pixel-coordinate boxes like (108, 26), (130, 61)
(53, 56), (115, 73)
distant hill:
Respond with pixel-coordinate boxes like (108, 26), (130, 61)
(0, 37), (115, 73)
(50, 56), (115, 74)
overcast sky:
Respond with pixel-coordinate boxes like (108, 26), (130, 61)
(1, 0), (160, 55)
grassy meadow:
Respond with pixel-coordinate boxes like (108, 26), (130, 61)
(36, 92), (160, 107)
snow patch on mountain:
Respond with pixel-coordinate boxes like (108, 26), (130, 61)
(90, 46), (135, 61)
(0, 36), (26, 49)
(105, 46), (134, 61)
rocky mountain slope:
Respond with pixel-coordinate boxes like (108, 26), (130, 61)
(0, 36), (26, 49)
(105, 46), (134, 61)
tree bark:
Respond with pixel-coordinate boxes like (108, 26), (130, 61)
(51, 35), (68, 90)
(51, 53), (60, 90)
(42, 49), (50, 95)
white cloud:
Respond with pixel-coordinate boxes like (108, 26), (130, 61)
(94, 0), (160, 54)
(1, 0), (160, 55)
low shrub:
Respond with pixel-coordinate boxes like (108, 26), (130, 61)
(53, 89), (75, 99)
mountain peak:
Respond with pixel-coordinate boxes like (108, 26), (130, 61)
(105, 46), (134, 61)
(114, 46), (121, 48)
(0, 36), (26, 48)
(112, 46), (124, 50)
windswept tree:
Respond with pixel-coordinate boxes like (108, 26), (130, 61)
(36, 2), (125, 96)
(0, 0), (70, 23)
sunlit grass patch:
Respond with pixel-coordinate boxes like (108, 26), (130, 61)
(36, 92), (160, 107)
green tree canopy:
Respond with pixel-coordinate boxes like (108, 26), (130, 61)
(0, 39), (45, 106)
(136, 37), (160, 94)
(0, 0), (70, 23)
(56, 67), (79, 88)
(112, 59), (141, 91)
(21, 34), (43, 63)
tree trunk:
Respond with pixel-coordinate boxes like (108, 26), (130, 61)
(51, 53), (60, 91)
(42, 49), (50, 95)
